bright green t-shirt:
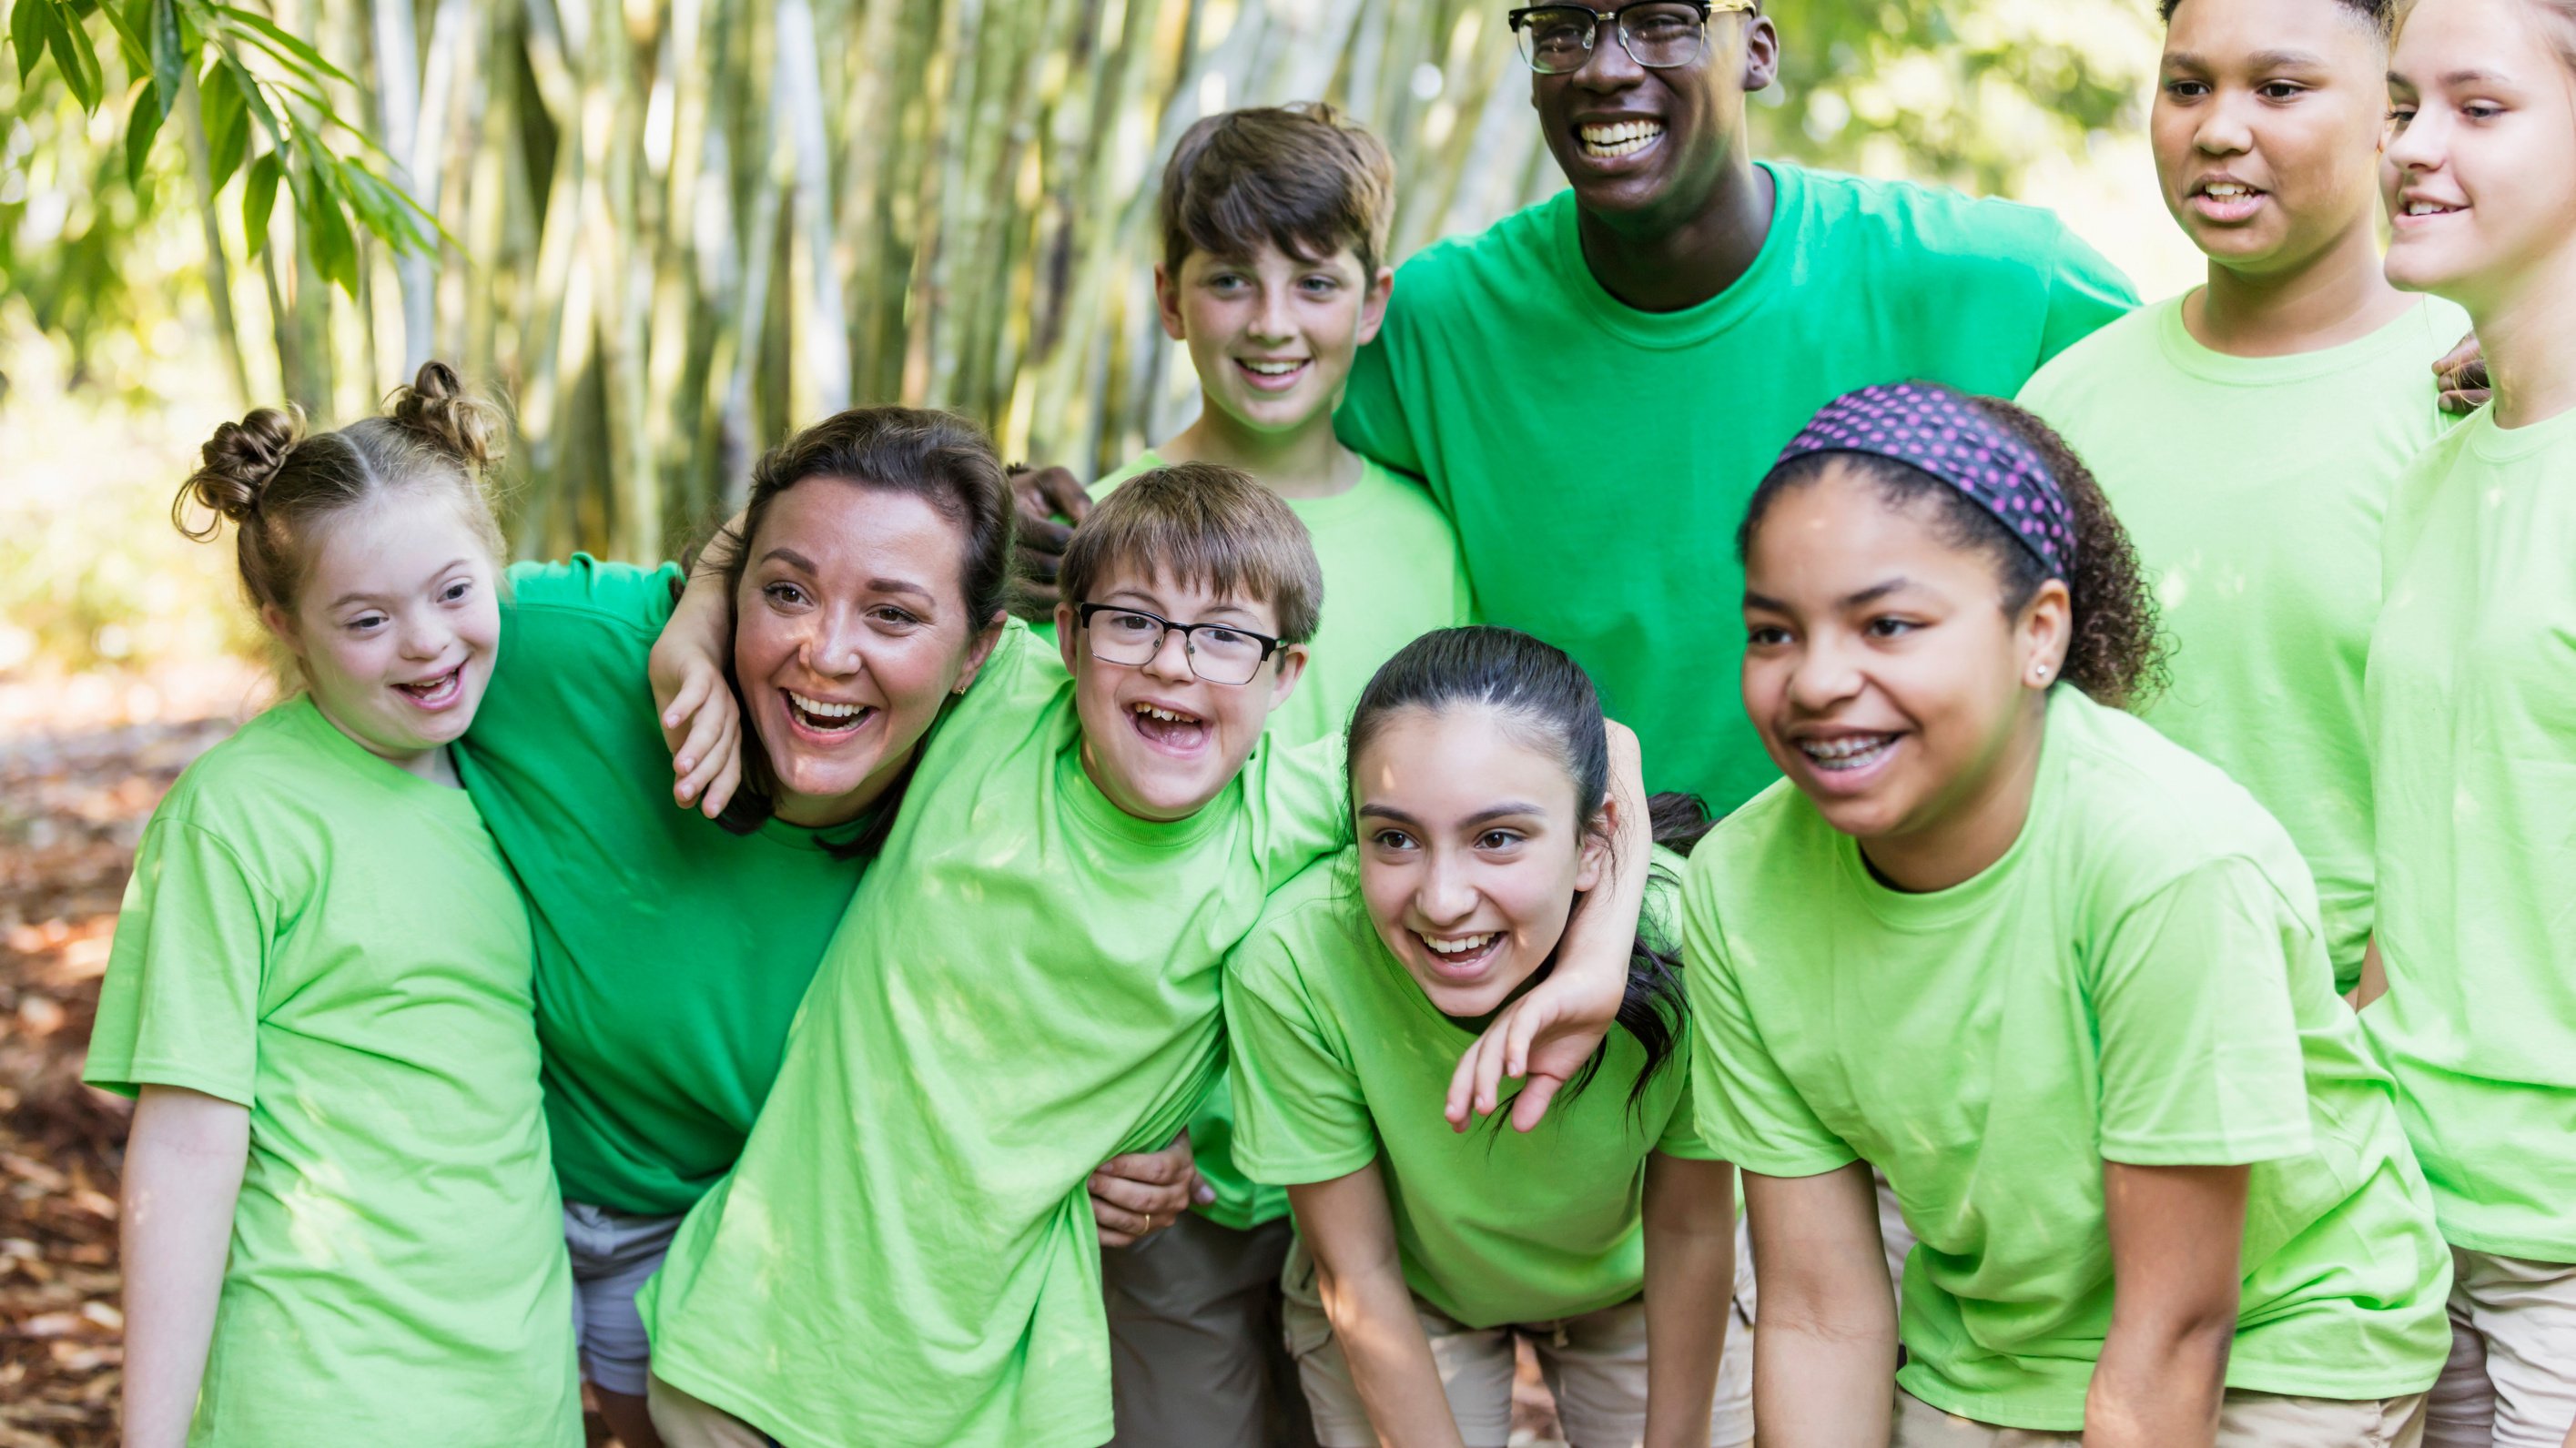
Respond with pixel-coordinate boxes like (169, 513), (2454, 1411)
(1090, 451), (1476, 1230)
(459, 555), (875, 1217)
(84, 698), (581, 1448)
(1337, 163), (2135, 810)
(2018, 294), (2470, 988)
(641, 623), (1344, 1448)
(1227, 850), (1710, 1328)
(1685, 689), (2450, 1432)
(2363, 404), (2576, 1263)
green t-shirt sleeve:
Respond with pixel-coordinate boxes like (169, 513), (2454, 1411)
(1652, 1067), (1724, 1162)
(82, 817), (270, 1107)
(1334, 319), (1428, 477)
(1248, 733), (1351, 888)
(2034, 221), (2137, 369)
(2090, 858), (2316, 1167)
(1223, 935), (1380, 1186)
(1680, 872), (1860, 1179)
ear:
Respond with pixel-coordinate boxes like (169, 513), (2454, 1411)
(1154, 264), (1188, 343)
(1354, 266), (1395, 349)
(2018, 577), (2075, 692)
(1574, 795), (1617, 894)
(1056, 601), (1082, 674)
(1740, 13), (1781, 94)
(1264, 642), (1311, 713)
(956, 611), (1009, 694)
(259, 602), (307, 660)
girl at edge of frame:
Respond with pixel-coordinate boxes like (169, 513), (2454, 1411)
(88, 362), (583, 1448)
(1224, 625), (1753, 1448)
(1687, 382), (2453, 1448)
(2367, 1), (2576, 1443)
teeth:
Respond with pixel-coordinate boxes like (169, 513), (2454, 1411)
(1134, 703), (1199, 724)
(2204, 183), (2255, 198)
(2405, 200), (2457, 216)
(789, 692), (866, 719)
(1800, 734), (1896, 770)
(1578, 118), (1663, 157)
(1241, 359), (1304, 375)
(1424, 933), (1496, 956)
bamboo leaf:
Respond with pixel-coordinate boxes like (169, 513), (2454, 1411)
(241, 144), (280, 254)
(200, 56), (248, 187)
(209, 4), (351, 86)
(147, 0), (181, 109)
(126, 76), (167, 179)
(103, 0), (149, 76)
(298, 153), (360, 293)
(13, 0), (56, 88)
(45, 2), (106, 110)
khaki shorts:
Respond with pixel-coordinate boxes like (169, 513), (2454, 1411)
(1893, 1387), (2429, 1448)
(2424, 1248), (2576, 1448)
(644, 1373), (779, 1448)
(1103, 1211), (1314, 1448)
(1280, 1240), (1753, 1448)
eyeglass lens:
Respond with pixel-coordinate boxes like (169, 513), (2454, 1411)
(1516, 3), (1707, 75)
(1085, 608), (1269, 685)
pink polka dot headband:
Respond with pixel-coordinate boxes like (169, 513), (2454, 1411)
(1772, 381), (2075, 580)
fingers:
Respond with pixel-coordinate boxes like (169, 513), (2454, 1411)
(1088, 1170), (1193, 1220)
(1509, 1074), (1567, 1133)
(1445, 1025), (1517, 1133)
(671, 686), (737, 809)
(659, 669), (712, 752)
(1033, 465), (1092, 524)
(699, 740), (743, 819)
(1096, 1145), (1192, 1189)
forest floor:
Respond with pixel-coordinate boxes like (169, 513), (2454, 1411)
(0, 662), (1567, 1447)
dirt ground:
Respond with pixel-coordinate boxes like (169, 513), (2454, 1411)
(0, 664), (1566, 1447)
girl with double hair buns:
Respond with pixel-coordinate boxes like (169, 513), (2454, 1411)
(1684, 384), (2453, 1447)
(86, 363), (583, 1447)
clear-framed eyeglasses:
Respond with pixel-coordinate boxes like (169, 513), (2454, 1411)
(1506, 0), (1752, 76)
(1073, 602), (1284, 687)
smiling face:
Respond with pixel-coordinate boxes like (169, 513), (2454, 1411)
(1056, 566), (1308, 824)
(1353, 704), (1606, 1018)
(2155, 0), (2390, 273)
(1529, 5), (1776, 231)
(734, 480), (1002, 828)
(1157, 240), (1392, 439)
(1740, 463), (2068, 859)
(266, 488), (502, 780)
(2383, 0), (2576, 314)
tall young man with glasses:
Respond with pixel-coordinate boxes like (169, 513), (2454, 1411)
(1334, 0), (2137, 814)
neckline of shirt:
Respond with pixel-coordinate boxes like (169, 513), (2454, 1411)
(1550, 161), (1800, 351)
(281, 694), (482, 818)
(2464, 395), (2576, 461)
(2153, 292), (2446, 388)
(1050, 724), (1239, 852)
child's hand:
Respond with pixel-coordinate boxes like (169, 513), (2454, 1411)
(649, 568), (744, 818)
(1089, 1130), (1212, 1247)
(1009, 463), (1090, 620)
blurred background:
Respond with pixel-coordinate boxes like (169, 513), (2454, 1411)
(0, 0), (2197, 1440)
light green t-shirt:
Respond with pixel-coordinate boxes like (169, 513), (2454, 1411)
(1685, 689), (2450, 1432)
(2019, 294), (2470, 988)
(84, 697), (581, 1448)
(1090, 451), (1476, 1230)
(460, 556), (876, 1217)
(1338, 162), (2135, 811)
(1227, 850), (1710, 1328)
(2363, 404), (2576, 1263)
(641, 623), (1344, 1448)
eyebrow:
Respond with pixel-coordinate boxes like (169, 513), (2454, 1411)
(1104, 588), (1262, 626)
(1356, 803), (1547, 829)
(330, 559), (472, 611)
(762, 546), (816, 572)
(2390, 67), (2508, 88)
(1741, 578), (1916, 614)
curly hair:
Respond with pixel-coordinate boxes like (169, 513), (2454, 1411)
(174, 360), (507, 619)
(1736, 395), (2168, 711)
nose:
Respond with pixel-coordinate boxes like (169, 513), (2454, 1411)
(1250, 284), (1294, 343)
(397, 609), (446, 661)
(2196, 93), (2253, 156)
(1572, 15), (1644, 88)
(1141, 623), (1196, 683)
(1417, 848), (1479, 927)
(805, 604), (867, 679)
(1784, 633), (1865, 715)
(2384, 106), (2440, 173)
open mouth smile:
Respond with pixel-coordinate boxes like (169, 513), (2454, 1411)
(1415, 929), (1504, 977)
(1234, 358), (1312, 392)
(1577, 118), (1664, 160)
(1129, 699), (1211, 755)
(393, 665), (466, 712)
(785, 689), (877, 736)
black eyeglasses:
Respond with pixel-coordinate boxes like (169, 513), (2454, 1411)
(1074, 602), (1284, 686)
(1506, 0), (1746, 76)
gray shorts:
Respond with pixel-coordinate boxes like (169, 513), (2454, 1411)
(564, 1200), (684, 1398)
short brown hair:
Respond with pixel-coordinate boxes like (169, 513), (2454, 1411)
(176, 359), (507, 619)
(1060, 463), (1323, 645)
(1160, 103), (1397, 279)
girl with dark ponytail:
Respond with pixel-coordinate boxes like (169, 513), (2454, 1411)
(1689, 382), (2449, 1446)
(1222, 625), (1751, 1448)
(88, 363), (584, 1448)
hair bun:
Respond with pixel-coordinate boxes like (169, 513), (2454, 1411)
(176, 407), (306, 540)
(387, 359), (505, 474)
